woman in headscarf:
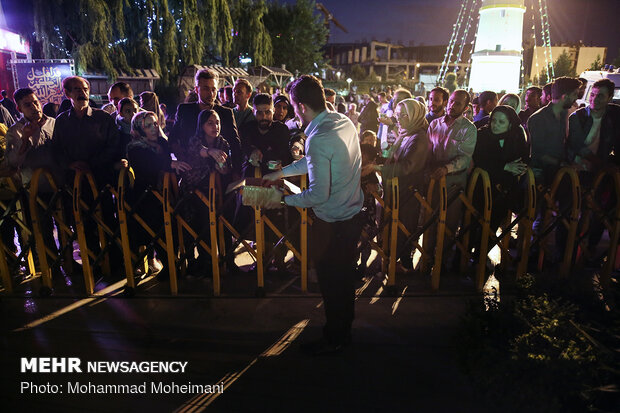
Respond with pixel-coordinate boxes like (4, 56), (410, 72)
(365, 98), (431, 269)
(473, 105), (529, 230)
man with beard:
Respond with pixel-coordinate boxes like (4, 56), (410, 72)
(528, 77), (581, 185)
(425, 86), (449, 124)
(239, 93), (292, 177)
(425, 89), (477, 270)
(528, 77), (581, 263)
(171, 69), (241, 176)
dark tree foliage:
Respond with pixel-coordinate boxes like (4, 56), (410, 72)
(264, 0), (328, 74)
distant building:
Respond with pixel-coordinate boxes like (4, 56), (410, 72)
(324, 41), (471, 84)
(527, 44), (607, 81)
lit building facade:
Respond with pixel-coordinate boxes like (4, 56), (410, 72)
(469, 0), (525, 93)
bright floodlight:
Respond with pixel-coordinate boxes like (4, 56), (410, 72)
(469, 0), (525, 93)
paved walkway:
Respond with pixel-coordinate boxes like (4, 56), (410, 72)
(2, 263), (486, 412)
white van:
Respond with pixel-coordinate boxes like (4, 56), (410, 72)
(576, 68), (620, 107)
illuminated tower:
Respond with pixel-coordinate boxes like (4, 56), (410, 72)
(468, 0), (525, 93)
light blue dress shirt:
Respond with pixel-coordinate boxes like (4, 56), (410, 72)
(282, 110), (364, 222)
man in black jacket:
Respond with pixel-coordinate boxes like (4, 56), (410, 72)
(170, 69), (241, 177)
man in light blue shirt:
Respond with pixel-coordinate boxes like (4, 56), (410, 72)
(264, 75), (363, 355)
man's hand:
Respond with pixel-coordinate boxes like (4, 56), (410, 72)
(263, 170), (284, 182)
(262, 187), (284, 209)
(430, 166), (448, 180)
(249, 149), (263, 167)
(378, 114), (393, 126)
(171, 160), (192, 174)
(504, 158), (528, 176)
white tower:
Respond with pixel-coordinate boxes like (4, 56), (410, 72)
(468, 0), (525, 93)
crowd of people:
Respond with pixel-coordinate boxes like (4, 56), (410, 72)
(0, 70), (619, 354)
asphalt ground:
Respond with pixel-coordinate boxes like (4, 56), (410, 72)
(1, 254), (483, 413)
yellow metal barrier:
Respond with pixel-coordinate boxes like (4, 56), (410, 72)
(516, 169), (537, 278)
(459, 168), (492, 291)
(0, 176), (36, 292)
(579, 168), (620, 292)
(29, 168), (73, 295)
(161, 172), (221, 295)
(116, 166), (179, 295)
(243, 167), (309, 295)
(72, 171), (110, 294)
(537, 167), (581, 277)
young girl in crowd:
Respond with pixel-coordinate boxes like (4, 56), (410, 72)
(176, 109), (232, 276)
(116, 97), (139, 160)
(126, 111), (191, 277)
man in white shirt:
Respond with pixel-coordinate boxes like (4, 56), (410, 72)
(264, 75), (364, 355)
(426, 89), (477, 269)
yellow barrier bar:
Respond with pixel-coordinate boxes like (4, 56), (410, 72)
(29, 168), (61, 290)
(474, 169), (492, 291)
(299, 174), (308, 292)
(117, 167), (136, 291)
(593, 168), (620, 292)
(0, 233), (11, 292)
(253, 167), (265, 291)
(387, 177), (399, 287)
(72, 171), (97, 295)
(162, 172), (179, 295)
(7, 178), (36, 277)
(420, 178), (436, 275)
(548, 167), (581, 277)
(431, 176), (447, 291)
(516, 169), (536, 278)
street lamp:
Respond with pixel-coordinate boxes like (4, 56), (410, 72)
(346, 78), (352, 88)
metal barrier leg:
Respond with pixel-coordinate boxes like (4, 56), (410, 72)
(387, 178), (399, 287)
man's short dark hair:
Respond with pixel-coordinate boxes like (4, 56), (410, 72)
(542, 82), (553, 96)
(110, 81), (133, 98)
(13, 88), (35, 105)
(453, 89), (471, 106)
(526, 86), (542, 98)
(1, 90), (7, 98)
(63, 76), (90, 92)
(377, 91), (386, 99)
(593, 78), (615, 96)
(253, 93), (272, 107)
(195, 69), (218, 86)
(430, 87), (449, 102)
(324, 88), (336, 98)
(234, 78), (252, 94)
(552, 77), (581, 100)
(287, 75), (327, 113)
(478, 91), (497, 107)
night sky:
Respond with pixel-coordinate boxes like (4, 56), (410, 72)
(2, 0), (619, 62)
(288, 0), (620, 63)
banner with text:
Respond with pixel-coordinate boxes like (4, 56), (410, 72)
(14, 62), (74, 105)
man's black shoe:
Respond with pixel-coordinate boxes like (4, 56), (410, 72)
(300, 338), (348, 356)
